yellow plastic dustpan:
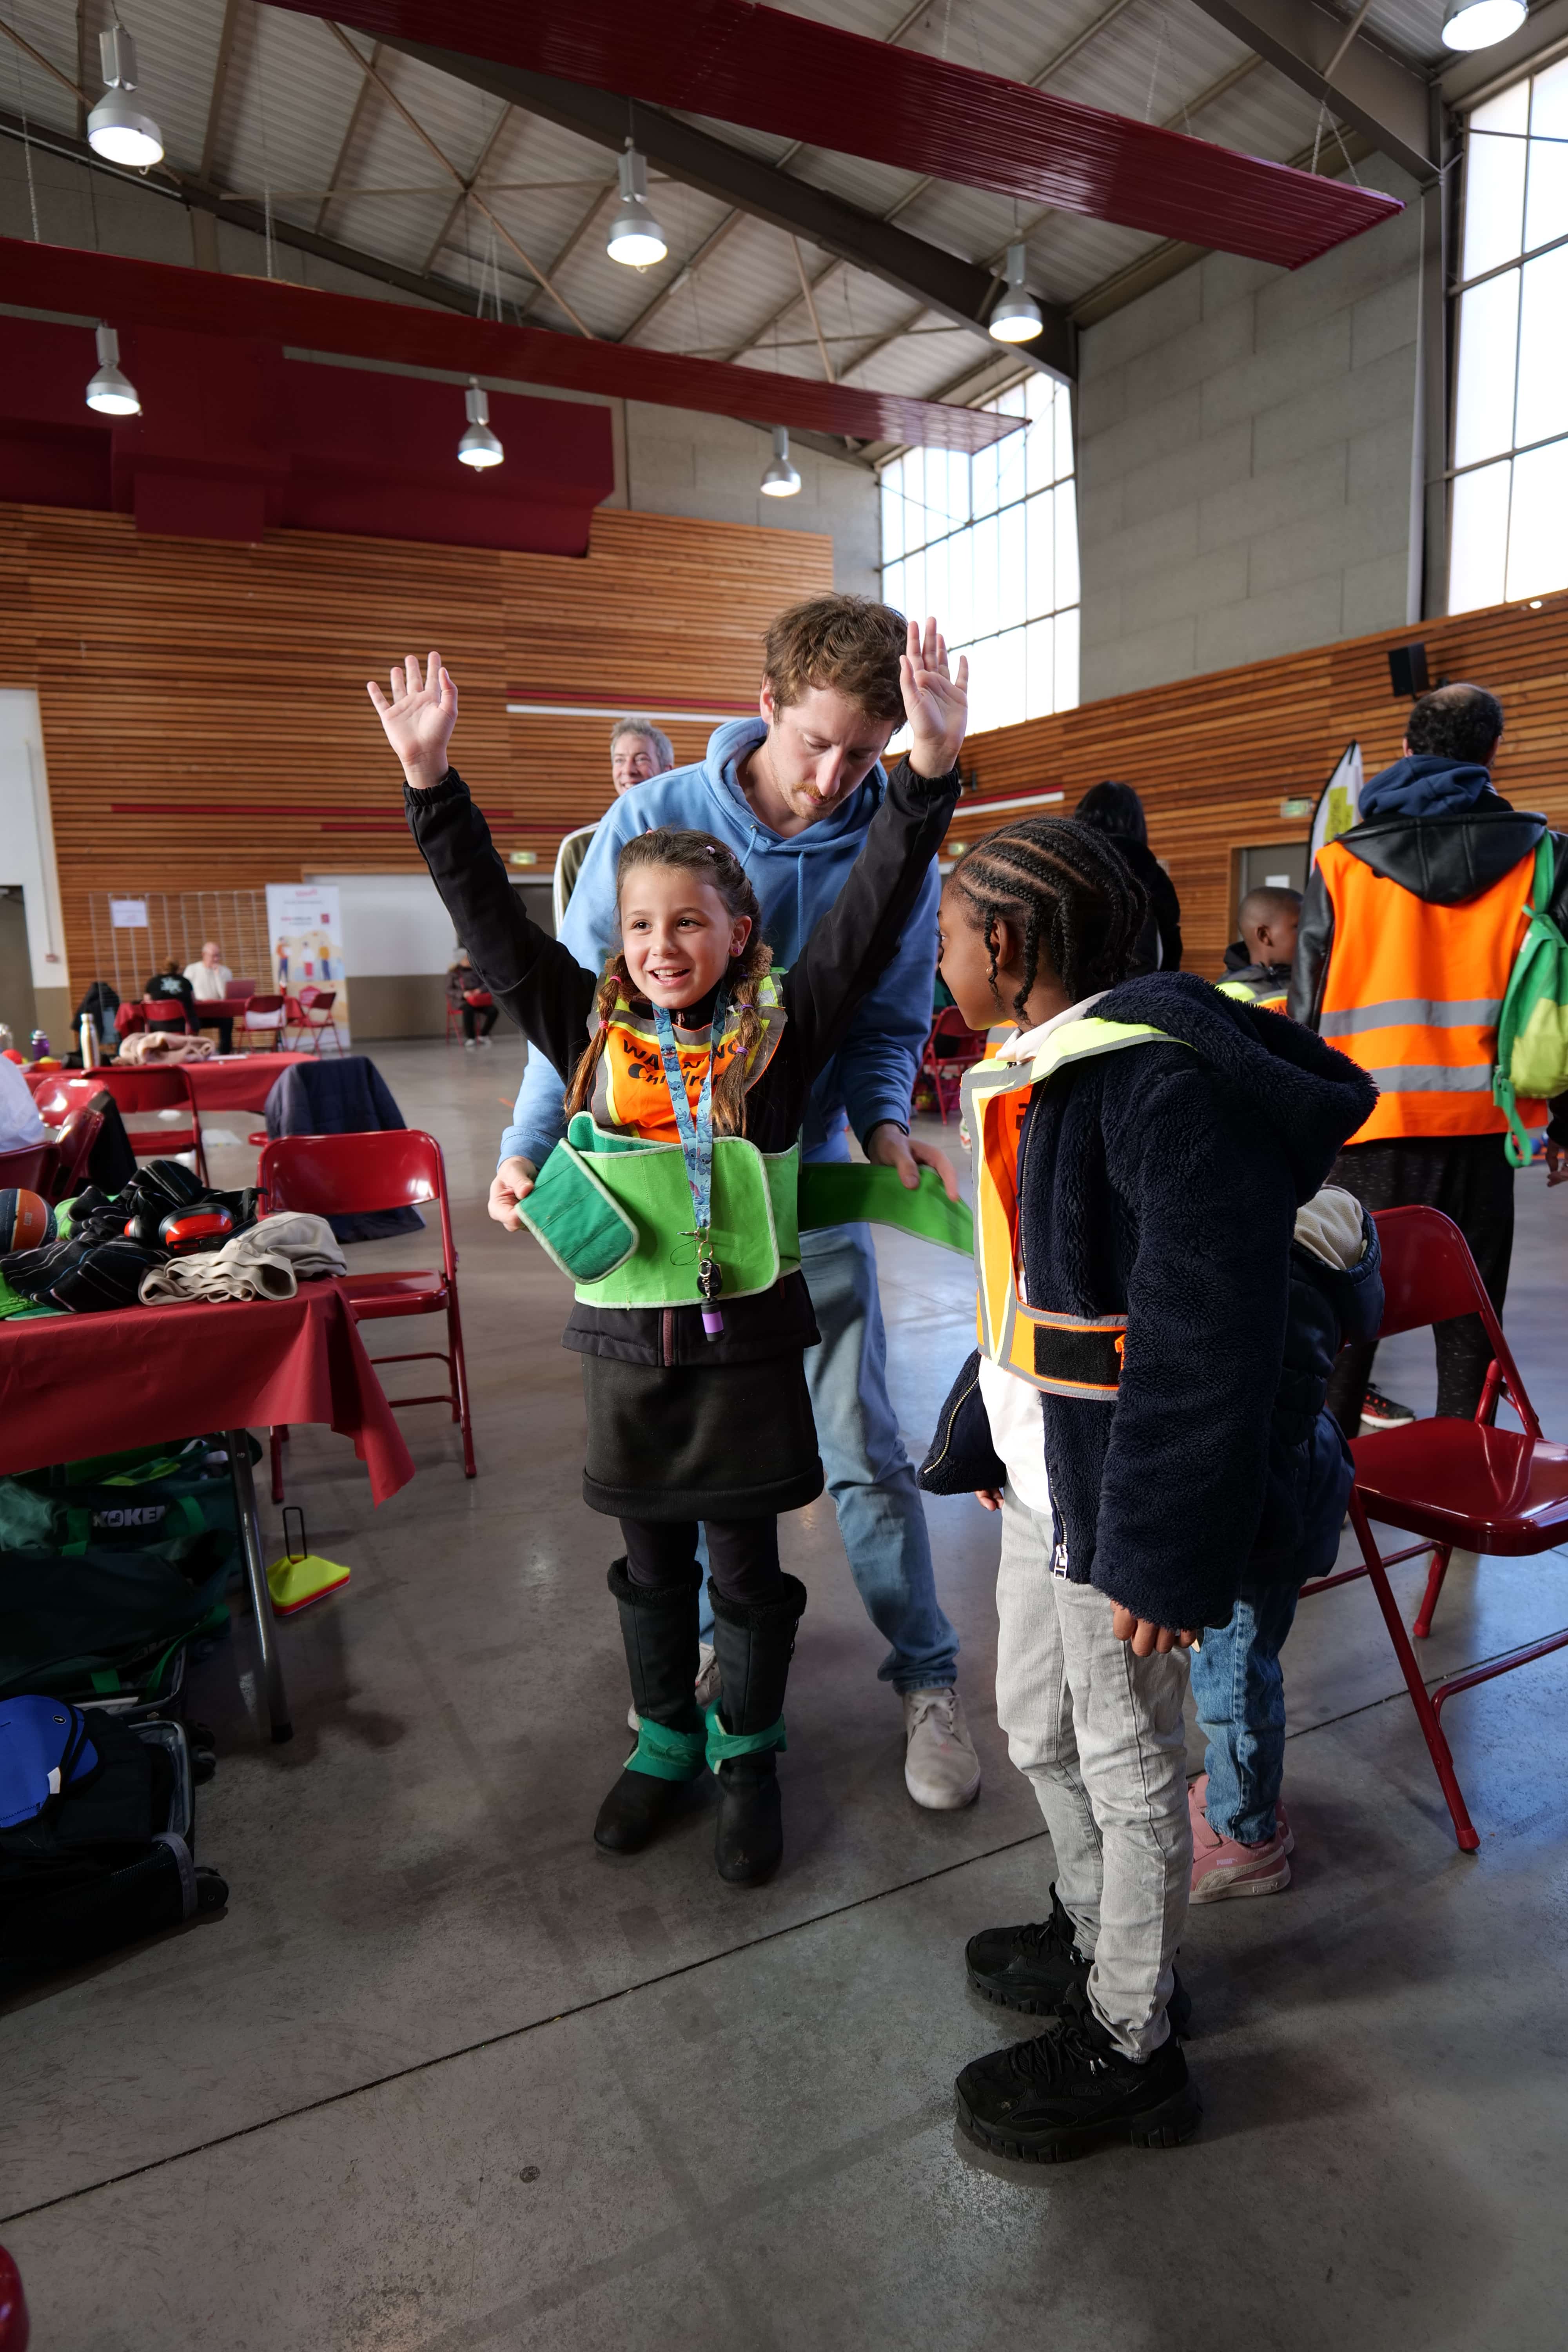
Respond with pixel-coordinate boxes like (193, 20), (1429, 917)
(267, 1506), (351, 1617)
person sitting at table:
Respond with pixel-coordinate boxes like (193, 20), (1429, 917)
(183, 940), (236, 1053)
(447, 948), (497, 1049)
(145, 959), (199, 1036)
(0, 1052), (48, 1152)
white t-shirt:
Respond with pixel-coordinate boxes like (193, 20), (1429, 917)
(974, 992), (1107, 1514)
(0, 1055), (47, 1151)
(183, 961), (233, 1002)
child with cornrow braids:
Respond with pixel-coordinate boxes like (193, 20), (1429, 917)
(921, 812), (1374, 2161)
(371, 637), (967, 1887)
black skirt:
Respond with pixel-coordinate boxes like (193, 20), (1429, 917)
(581, 1350), (823, 1521)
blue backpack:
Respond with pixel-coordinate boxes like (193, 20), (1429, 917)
(0, 1696), (98, 1829)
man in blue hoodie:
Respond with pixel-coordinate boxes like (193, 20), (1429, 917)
(1294, 682), (1568, 1427)
(493, 593), (982, 1810)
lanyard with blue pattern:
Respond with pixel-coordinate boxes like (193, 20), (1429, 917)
(653, 989), (728, 1338)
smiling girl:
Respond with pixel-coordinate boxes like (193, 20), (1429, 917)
(372, 633), (964, 1884)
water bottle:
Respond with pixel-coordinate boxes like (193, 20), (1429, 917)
(28, 1030), (48, 1061)
(79, 1012), (99, 1069)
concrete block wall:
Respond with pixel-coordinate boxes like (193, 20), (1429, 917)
(623, 403), (880, 596)
(1075, 161), (1423, 702)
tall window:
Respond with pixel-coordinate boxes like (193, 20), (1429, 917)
(879, 373), (1079, 736)
(1450, 60), (1568, 612)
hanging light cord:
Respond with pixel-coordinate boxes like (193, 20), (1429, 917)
(5, 4), (42, 240)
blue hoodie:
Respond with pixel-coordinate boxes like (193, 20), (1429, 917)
(1357, 753), (1497, 822)
(503, 718), (940, 1171)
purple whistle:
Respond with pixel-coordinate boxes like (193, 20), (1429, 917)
(701, 1308), (725, 1338)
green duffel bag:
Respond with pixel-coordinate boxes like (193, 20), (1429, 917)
(0, 1528), (232, 1702)
(2, 1436), (256, 1567)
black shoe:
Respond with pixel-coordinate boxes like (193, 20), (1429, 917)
(956, 1985), (1201, 2164)
(593, 1768), (693, 1855)
(714, 1755), (782, 1885)
(966, 1885), (1192, 2035)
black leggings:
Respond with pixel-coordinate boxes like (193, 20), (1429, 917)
(621, 1516), (782, 1609)
(461, 1003), (498, 1039)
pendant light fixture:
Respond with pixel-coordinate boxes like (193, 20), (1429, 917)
(457, 378), (504, 468)
(606, 142), (668, 267)
(1441, 0), (1526, 47)
(85, 323), (141, 416)
(87, 23), (164, 168)
(989, 242), (1044, 343)
(760, 426), (801, 497)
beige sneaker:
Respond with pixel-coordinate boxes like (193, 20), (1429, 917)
(902, 1686), (981, 1810)
(625, 1642), (718, 1734)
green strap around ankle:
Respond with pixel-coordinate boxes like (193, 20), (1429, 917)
(625, 1717), (708, 1782)
(704, 1705), (786, 1769)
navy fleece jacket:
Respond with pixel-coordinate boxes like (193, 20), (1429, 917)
(1012, 973), (1376, 1630)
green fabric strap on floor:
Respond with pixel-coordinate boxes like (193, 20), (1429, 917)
(798, 1163), (974, 1257)
(703, 1707), (786, 1768)
(624, 1717), (708, 1783)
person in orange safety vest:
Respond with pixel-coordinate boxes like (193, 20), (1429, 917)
(1292, 682), (1568, 1426)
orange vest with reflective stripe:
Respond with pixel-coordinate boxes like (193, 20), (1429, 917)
(1317, 839), (1546, 1144)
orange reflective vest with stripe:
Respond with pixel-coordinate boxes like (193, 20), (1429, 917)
(1316, 839), (1546, 1145)
(962, 1018), (1176, 1398)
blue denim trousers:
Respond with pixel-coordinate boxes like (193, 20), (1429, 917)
(697, 1222), (958, 1691)
(1187, 1581), (1300, 1846)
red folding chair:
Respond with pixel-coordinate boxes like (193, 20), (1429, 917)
(239, 993), (287, 1051)
(140, 996), (191, 1034)
(47, 1104), (104, 1201)
(87, 1065), (208, 1185)
(919, 1005), (989, 1123)
(1299, 1205), (1568, 1852)
(258, 1129), (475, 1487)
(27, 1074), (107, 1127)
(0, 2243), (29, 2352)
(0, 1142), (53, 1193)
(288, 987), (343, 1054)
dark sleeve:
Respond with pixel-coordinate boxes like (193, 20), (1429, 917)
(779, 755), (960, 1090)
(1092, 1063), (1297, 1629)
(1290, 865), (1334, 1027)
(1153, 866), (1183, 972)
(406, 769), (598, 1089)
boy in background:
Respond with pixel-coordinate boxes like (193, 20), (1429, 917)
(1219, 886), (1301, 1013)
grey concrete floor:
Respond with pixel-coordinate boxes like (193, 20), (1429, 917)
(5, 1036), (1568, 2351)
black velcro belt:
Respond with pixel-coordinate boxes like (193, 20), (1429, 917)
(1030, 1313), (1125, 1397)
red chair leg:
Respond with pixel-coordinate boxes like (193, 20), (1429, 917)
(1350, 1498), (1480, 1852)
(1413, 1544), (1452, 1640)
(447, 1287), (477, 1478)
(270, 1426), (286, 1505)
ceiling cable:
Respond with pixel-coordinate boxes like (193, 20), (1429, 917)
(5, 5), (40, 239)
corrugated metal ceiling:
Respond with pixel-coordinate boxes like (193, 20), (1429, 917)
(0, 0), (1448, 435)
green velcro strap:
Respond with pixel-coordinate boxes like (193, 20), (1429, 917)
(624, 1716), (708, 1783)
(520, 1139), (639, 1283)
(703, 1705), (786, 1768)
(799, 1163), (973, 1257)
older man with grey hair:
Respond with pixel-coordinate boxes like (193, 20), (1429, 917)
(553, 715), (676, 928)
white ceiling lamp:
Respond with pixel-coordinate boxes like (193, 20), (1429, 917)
(989, 242), (1043, 343)
(457, 378), (503, 469)
(606, 142), (668, 267)
(85, 324), (141, 416)
(87, 23), (163, 168)
(760, 425), (801, 497)
(1441, 0), (1526, 47)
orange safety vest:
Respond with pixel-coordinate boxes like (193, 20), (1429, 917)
(963, 1019), (1175, 1398)
(593, 974), (785, 1140)
(1317, 840), (1546, 1145)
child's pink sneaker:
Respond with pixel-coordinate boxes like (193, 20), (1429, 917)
(1188, 1775), (1292, 1901)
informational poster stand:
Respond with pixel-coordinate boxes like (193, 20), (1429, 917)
(1309, 742), (1363, 868)
(266, 882), (351, 1044)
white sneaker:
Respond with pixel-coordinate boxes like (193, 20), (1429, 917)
(464, 1037), (477, 1052)
(625, 1642), (718, 1733)
(902, 1686), (981, 1810)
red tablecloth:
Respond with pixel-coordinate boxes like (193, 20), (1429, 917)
(0, 1278), (414, 1501)
(180, 1053), (310, 1114)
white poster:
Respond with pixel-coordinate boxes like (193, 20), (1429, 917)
(266, 882), (351, 1043)
(1309, 741), (1363, 869)
(110, 897), (149, 929)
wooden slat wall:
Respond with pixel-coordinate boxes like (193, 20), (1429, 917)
(0, 503), (831, 991)
(957, 599), (1568, 976)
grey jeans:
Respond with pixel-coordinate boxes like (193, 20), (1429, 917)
(994, 1490), (1192, 2060)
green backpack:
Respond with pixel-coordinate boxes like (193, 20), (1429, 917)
(1495, 832), (1568, 1167)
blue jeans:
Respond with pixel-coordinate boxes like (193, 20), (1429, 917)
(697, 1223), (958, 1691)
(1187, 1581), (1299, 1846)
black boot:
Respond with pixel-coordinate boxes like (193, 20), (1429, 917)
(966, 1883), (1192, 2035)
(706, 1573), (806, 1886)
(594, 1561), (707, 1855)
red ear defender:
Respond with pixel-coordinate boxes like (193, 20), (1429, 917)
(158, 1205), (236, 1256)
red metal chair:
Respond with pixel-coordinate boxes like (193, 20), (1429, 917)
(0, 1142), (53, 1193)
(27, 1074), (107, 1126)
(1299, 1205), (1568, 1853)
(140, 995), (191, 1034)
(87, 1065), (208, 1185)
(0, 2243), (29, 2352)
(258, 1129), (475, 1485)
(288, 987), (343, 1054)
(919, 1005), (989, 1123)
(47, 1104), (104, 1201)
(239, 993), (287, 1051)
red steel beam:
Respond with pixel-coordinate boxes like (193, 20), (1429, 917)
(267, 0), (1403, 269)
(0, 238), (1016, 451)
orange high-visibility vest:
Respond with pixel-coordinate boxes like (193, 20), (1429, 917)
(1317, 840), (1546, 1145)
(962, 1018), (1175, 1398)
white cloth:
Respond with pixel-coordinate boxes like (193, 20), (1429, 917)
(1294, 1183), (1365, 1270)
(183, 961), (233, 1002)
(973, 992), (1108, 1513)
(0, 1056), (47, 1151)
(137, 1211), (346, 1305)
(118, 1031), (215, 1065)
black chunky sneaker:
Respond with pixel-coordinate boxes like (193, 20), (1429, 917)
(965, 1885), (1191, 2034)
(955, 1984), (1201, 2164)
